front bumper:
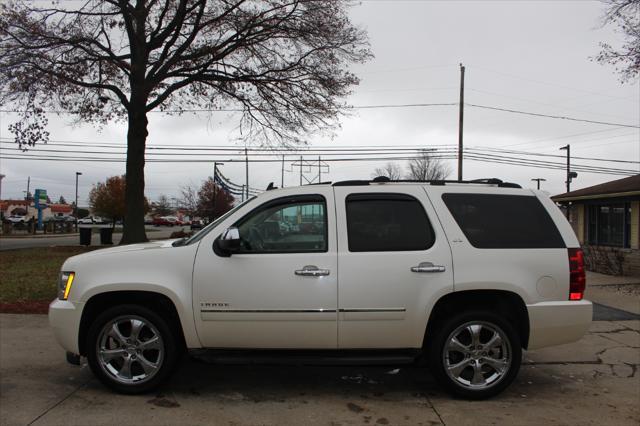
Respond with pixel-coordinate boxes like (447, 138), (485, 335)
(526, 300), (592, 350)
(49, 299), (84, 354)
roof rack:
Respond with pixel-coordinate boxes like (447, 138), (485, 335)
(332, 177), (522, 189)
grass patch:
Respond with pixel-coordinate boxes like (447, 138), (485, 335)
(0, 247), (98, 312)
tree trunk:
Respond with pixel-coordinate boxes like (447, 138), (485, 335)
(120, 102), (149, 244)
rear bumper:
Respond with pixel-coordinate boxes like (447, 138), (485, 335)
(526, 300), (592, 350)
(49, 299), (84, 354)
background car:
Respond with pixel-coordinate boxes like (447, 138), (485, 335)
(190, 219), (203, 230)
(152, 216), (177, 226)
(6, 215), (26, 223)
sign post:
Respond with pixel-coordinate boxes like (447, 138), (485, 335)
(34, 189), (47, 230)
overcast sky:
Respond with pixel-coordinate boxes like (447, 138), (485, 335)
(0, 0), (638, 206)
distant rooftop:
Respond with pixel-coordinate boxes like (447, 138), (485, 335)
(552, 174), (640, 202)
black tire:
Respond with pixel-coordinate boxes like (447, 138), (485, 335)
(86, 304), (181, 394)
(427, 310), (522, 400)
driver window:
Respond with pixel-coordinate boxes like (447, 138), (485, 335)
(235, 197), (327, 253)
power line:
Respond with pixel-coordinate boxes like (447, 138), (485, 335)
(1, 101), (638, 128)
(494, 127), (637, 149)
(1, 151), (636, 176)
(2, 141), (637, 165)
(466, 103), (640, 129)
(0, 102), (458, 114)
(471, 66), (639, 102)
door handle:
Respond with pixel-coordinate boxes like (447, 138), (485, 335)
(411, 262), (446, 273)
(295, 265), (330, 277)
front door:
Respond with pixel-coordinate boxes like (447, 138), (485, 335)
(192, 189), (338, 348)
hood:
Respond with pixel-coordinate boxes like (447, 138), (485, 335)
(68, 239), (180, 261)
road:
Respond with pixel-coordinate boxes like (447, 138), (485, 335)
(0, 226), (189, 250)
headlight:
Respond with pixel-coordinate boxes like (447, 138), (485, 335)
(58, 272), (75, 300)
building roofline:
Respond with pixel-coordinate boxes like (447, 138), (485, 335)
(552, 190), (640, 202)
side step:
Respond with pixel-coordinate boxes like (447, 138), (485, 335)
(189, 349), (422, 366)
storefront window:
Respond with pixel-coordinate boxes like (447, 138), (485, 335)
(587, 202), (630, 247)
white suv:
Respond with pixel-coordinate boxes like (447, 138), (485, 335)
(49, 178), (592, 399)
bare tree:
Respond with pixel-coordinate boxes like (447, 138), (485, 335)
(0, 1), (371, 243)
(405, 152), (451, 181)
(154, 194), (174, 216)
(372, 162), (403, 180)
(179, 184), (199, 218)
(594, 0), (640, 82)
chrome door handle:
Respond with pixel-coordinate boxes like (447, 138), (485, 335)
(295, 265), (330, 277)
(411, 262), (446, 273)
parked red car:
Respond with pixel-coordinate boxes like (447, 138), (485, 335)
(152, 216), (177, 226)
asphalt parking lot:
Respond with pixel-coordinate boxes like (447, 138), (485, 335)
(1, 312), (638, 426)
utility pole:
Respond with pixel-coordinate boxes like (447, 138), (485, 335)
(75, 172), (82, 230)
(241, 184), (245, 202)
(0, 174), (5, 201)
(245, 147), (249, 200)
(531, 178), (546, 190)
(318, 155), (322, 183)
(458, 63), (465, 182)
(281, 155), (285, 188)
(212, 162), (222, 219)
(26, 176), (30, 200)
(299, 155), (303, 186)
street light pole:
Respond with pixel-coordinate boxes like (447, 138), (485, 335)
(75, 172), (82, 230)
(559, 145), (578, 194)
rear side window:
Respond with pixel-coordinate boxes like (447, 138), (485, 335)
(346, 193), (435, 252)
(442, 193), (565, 249)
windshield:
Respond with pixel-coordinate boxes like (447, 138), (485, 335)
(181, 196), (257, 246)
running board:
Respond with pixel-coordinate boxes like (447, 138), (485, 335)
(189, 349), (422, 366)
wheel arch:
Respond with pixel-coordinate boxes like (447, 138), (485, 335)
(78, 290), (187, 356)
(424, 289), (530, 349)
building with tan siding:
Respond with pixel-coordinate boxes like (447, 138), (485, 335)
(552, 174), (640, 276)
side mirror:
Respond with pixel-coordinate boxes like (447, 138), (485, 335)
(214, 227), (241, 256)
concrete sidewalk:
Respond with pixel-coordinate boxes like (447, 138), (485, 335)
(0, 313), (638, 426)
(586, 271), (640, 315)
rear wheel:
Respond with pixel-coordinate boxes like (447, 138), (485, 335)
(428, 310), (521, 399)
(86, 305), (180, 394)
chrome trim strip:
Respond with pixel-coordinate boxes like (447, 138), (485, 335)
(201, 309), (336, 313)
(200, 308), (407, 313)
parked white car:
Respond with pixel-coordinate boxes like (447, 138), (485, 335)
(6, 214), (26, 223)
(49, 178), (592, 399)
(78, 216), (106, 224)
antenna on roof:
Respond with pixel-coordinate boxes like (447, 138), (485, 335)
(266, 182), (276, 191)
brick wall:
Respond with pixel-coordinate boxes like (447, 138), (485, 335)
(583, 245), (640, 276)
(631, 201), (639, 250)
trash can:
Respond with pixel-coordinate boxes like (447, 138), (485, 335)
(79, 227), (92, 246)
(100, 227), (113, 245)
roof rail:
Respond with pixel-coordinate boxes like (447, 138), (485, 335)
(332, 177), (522, 189)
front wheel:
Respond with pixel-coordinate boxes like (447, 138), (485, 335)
(427, 310), (522, 400)
(86, 305), (180, 394)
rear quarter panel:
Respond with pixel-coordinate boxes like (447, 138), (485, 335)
(424, 186), (570, 304)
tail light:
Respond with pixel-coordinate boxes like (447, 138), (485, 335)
(568, 248), (586, 300)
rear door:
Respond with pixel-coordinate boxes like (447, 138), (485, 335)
(334, 185), (454, 349)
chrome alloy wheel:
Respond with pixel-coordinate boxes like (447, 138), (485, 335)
(96, 315), (164, 385)
(442, 321), (512, 390)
